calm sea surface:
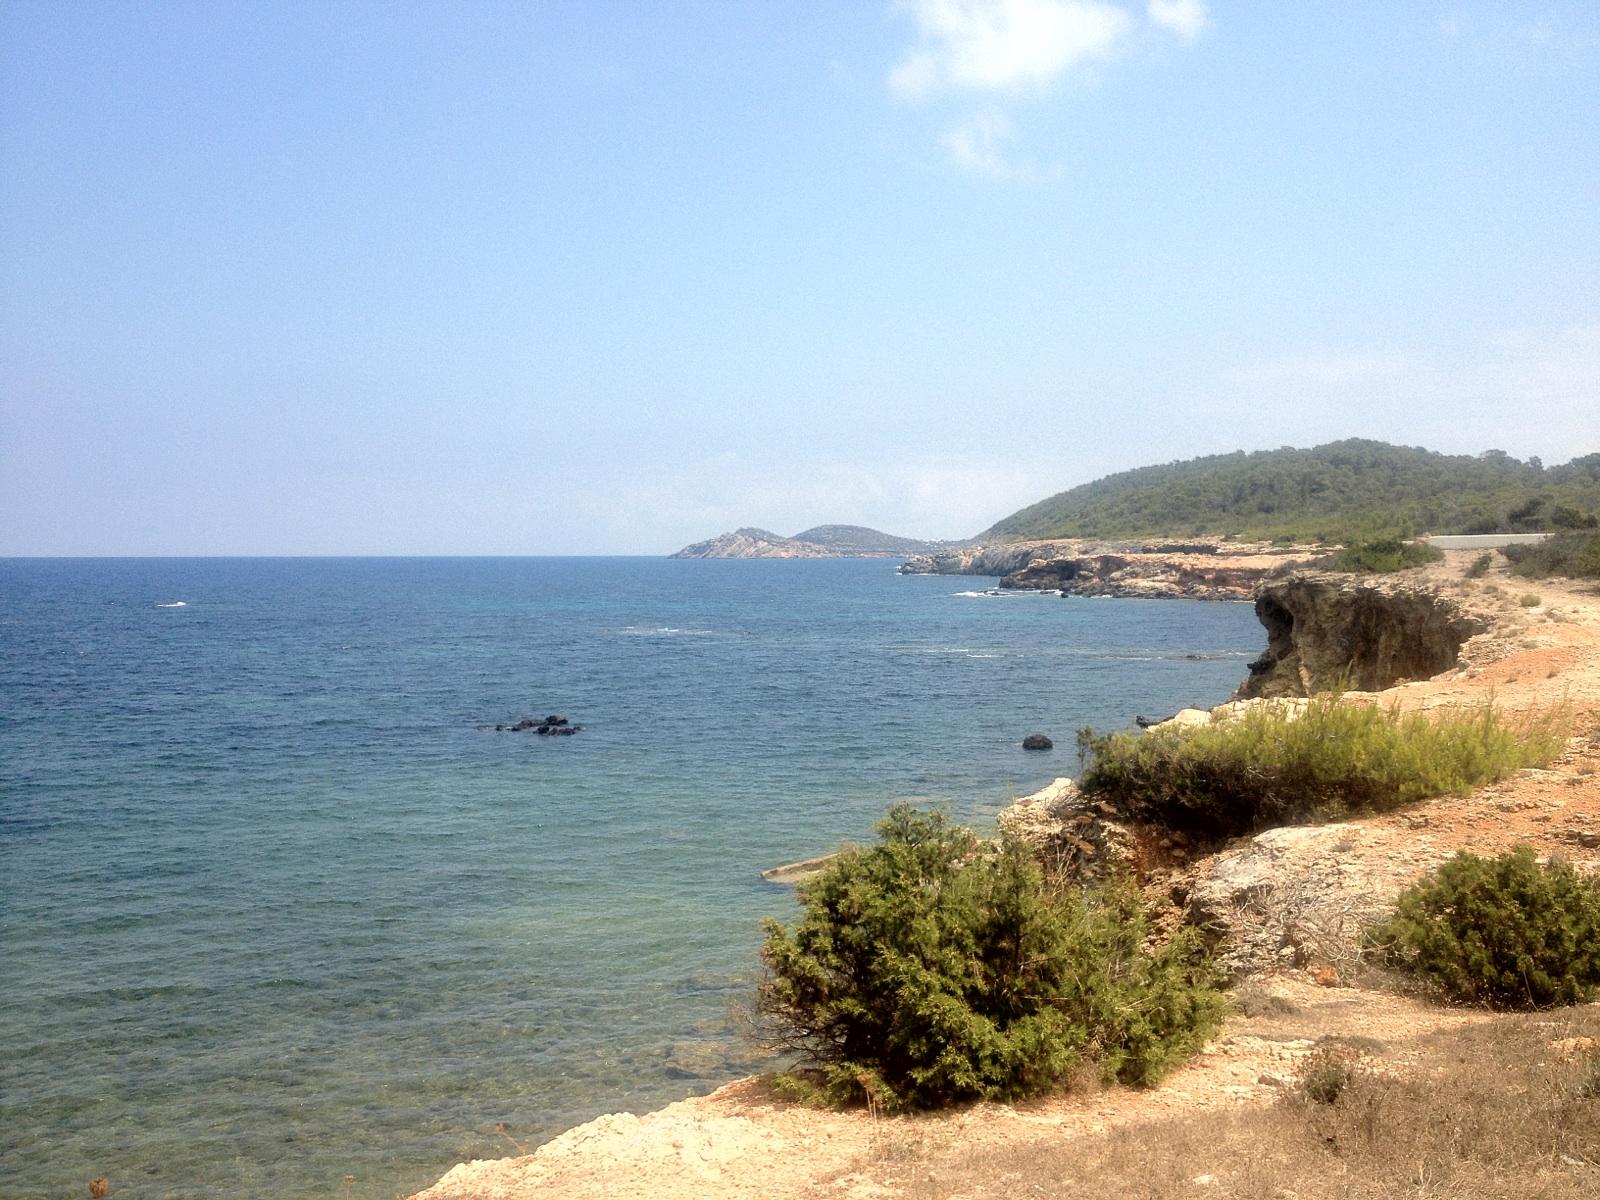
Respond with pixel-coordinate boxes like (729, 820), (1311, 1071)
(0, 557), (1262, 1199)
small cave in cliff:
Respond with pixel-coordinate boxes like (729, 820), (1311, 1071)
(1236, 579), (1487, 699)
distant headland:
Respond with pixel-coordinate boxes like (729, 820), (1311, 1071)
(670, 524), (964, 559)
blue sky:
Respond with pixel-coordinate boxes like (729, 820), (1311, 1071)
(2, 1), (1597, 554)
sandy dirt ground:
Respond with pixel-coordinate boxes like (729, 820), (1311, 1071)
(411, 550), (1600, 1200)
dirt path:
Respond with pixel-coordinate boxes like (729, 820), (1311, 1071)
(412, 551), (1600, 1200)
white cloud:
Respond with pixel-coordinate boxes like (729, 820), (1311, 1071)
(1147, 0), (1208, 41)
(890, 0), (1132, 98)
(943, 111), (1031, 178)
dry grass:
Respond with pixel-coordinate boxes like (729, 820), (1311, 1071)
(815, 1006), (1600, 1200)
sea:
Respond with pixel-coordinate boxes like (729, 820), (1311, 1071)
(0, 556), (1263, 1199)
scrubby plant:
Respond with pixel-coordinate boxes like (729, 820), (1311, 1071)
(1502, 530), (1600, 580)
(1332, 537), (1444, 574)
(1298, 1045), (1361, 1105)
(1465, 553), (1494, 578)
(1368, 847), (1600, 1010)
(1077, 697), (1568, 839)
(755, 804), (1223, 1111)
(1520, 593), (1542, 608)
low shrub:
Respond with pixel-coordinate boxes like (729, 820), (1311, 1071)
(756, 804), (1224, 1111)
(1368, 847), (1600, 1009)
(1466, 553), (1494, 578)
(1298, 1045), (1360, 1105)
(1077, 697), (1567, 839)
(1502, 530), (1600, 580)
(1519, 593), (1542, 607)
(1332, 538), (1444, 574)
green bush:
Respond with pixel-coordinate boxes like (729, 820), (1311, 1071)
(1077, 697), (1567, 839)
(756, 805), (1223, 1111)
(1502, 530), (1600, 580)
(1519, 593), (1542, 608)
(1332, 537), (1444, 574)
(1465, 553), (1494, 578)
(1368, 847), (1600, 1009)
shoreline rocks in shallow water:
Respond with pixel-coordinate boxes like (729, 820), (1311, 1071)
(494, 715), (583, 735)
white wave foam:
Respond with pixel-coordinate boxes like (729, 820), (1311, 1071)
(156, 601), (188, 608)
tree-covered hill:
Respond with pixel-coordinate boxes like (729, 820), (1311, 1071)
(983, 440), (1600, 543)
(790, 525), (957, 554)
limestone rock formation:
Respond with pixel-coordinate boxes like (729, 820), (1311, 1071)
(1001, 555), (1273, 601)
(996, 777), (1135, 885)
(1176, 823), (1423, 980)
(1236, 572), (1489, 699)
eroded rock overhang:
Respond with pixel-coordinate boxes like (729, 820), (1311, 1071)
(1236, 573), (1489, 699)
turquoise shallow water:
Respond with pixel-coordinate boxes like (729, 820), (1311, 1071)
(0, 557), (1262, 1198)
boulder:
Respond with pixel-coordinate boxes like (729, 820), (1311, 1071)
(1021, 733), (1053, 751)
(1181, 824), (1411, 979)
(499, 716), (582, 735)
(996, 777), (1135, 885)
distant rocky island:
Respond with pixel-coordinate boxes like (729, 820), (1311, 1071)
(671, 525), (960, 560)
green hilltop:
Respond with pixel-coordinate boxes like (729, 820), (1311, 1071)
(790, 525), (957, 554)
(982, 439), (1600, 543)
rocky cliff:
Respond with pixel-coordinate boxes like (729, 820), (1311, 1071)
(901, 539), (1312, 601)
(1235, 572), (1490, 699)
(1001, 554), (1276, 601)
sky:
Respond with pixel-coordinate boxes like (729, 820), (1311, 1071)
(2, 1), (1598, 555)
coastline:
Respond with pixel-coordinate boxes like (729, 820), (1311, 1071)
(410, 550), (1600, 1200)
(901, 538), (1319, 602)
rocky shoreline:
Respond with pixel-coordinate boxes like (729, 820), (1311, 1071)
(902, 538), (1319, 602)
(410, 550), (1600, 1200)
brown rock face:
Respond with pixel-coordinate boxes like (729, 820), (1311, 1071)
(1001, 555), (1271, 600)
(1236, 574), (1488, 699)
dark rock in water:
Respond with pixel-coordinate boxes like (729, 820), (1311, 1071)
(497, 716), (582, 735)
(1135, 713), (1178, 729)
(1021, 733), (1053, 751)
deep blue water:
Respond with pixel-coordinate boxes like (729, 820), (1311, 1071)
(0, 557), (1262, 1199)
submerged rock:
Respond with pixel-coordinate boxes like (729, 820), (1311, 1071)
(1021, 733), (1054, 751)
(498, 716), (583, 735)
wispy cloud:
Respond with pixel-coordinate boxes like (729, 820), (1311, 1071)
(888, 0), (1211, 180)
(1147, 0), (1208, 41)
(889, 0), (1132, 99)
(943, 110), (1033, 178)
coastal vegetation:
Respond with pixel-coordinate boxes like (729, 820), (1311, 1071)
(1076, 698), (1569, 839)
(1331, 536), (1444, 574)
(1369, 847), (1600, 1010)
(1503, 529), (1600, 580)
(756, 805), (1223, 1111)
(983, 440), (1600, 543)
